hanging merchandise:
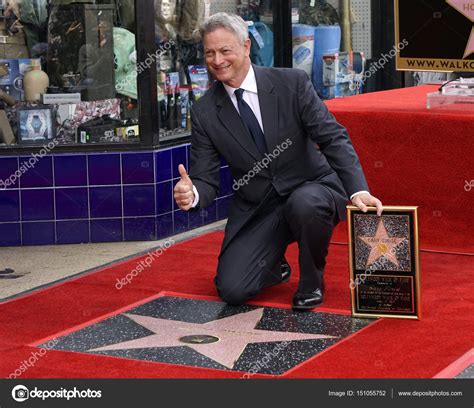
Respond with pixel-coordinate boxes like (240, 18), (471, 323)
(5, 0), (48, 54)
(47, 3), (115, 101)
(258, 0), (273, 26)
(114, 27), (137, 100)
(154, 0), (177, 42)
(154, 0), (178, 73)
(298, 0), (340, 26)
(0, 7), (29, 59)
(292, 24), (314, 75)
(249, 22), (273, 67)
(176, 0), (210, 43)
(110, 0), (135, 33)
(176, 0), (209, 83)
(237, 0), (260, 22)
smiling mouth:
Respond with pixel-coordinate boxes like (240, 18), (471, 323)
(214, 65), (231, 71)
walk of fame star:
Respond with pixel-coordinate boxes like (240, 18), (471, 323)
(89, 308), (335, 369)
(359, 219), (405, 268)
(446, 0), (474, 57)
(37, 296), (375, 374)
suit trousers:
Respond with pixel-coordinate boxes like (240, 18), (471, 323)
(215, 179), (340, 305)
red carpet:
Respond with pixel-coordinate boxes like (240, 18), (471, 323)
(0, 231), (473, 378)
(1, 86), (472, 378)
(326, 85), (474, 254)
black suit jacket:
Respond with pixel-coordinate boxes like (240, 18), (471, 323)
(189, 65), (369, 253)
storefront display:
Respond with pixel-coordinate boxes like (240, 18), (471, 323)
(0, 1), (344, 149)
(0, 0), (393, 149)
(154, 0), (279, 139)
(0, 0), (138, 148)
(47, 3), (116, 101)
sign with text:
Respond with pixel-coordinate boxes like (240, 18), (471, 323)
(347, 206), (421, 319)
(395, 0), (474, 72)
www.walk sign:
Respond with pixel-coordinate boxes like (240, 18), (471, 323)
(395, 0), (474, 72)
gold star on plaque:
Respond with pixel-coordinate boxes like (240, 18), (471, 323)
(359, 220), (405, 268)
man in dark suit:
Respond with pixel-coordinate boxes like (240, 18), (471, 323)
(174, 13), (382, 310)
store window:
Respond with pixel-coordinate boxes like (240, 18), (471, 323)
(153, 0), (275, 142)
(0, 0), (139, 148)
(291, 0), (373, 99)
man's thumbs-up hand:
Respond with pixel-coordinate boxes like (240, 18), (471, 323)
(173, 164), (195, 211)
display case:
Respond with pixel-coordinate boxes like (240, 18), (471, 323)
(0, 0), (139, 149)
(152, 0), (277, 142)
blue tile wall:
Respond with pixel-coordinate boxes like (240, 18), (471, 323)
(90, 187), (122, 218)
(123, 185), (155, 217)
(0, 223), (21, 246)
(91, 219), (123, 243)
(156, 181), (172, 215)
(54, 155), (87, 187)
(0, 190), (20, 222)
(124, 217), (156, 241)
(155, 150), (171, 183)
(122, 153), (154, 184)
(201, 202), (217, 225)
(56, 220), (89, 245)
(0, 157), (19, 189)
(19, 156), (53, 187)
(189, 209), (203, 230)
(21, 189), (54, 221)
(56, 188), (88, 220)
(0, 144), (233, 247)
(22, 222), (55, 246)
(173, 210), (189, 235)
(171, 146), (187, 180)
(88, 154), (121, 185)
(156, 213), (173, 239)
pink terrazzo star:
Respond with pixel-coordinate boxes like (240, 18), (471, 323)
(359, 220), (405, 268)
(90, 308), (335, 369)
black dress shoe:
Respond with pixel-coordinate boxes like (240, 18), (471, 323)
(265, 260), (291, 288)
(281, 261), (291, 283)
(292, 289), (323, 311)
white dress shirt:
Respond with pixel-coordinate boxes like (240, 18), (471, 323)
(190, 65), (367, 207)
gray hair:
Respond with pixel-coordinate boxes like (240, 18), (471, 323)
(200, 12), (249, 45)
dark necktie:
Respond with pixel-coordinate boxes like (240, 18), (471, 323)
(234, 88), (267, 155)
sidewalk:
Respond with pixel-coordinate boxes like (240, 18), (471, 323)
(0, 221), (226, 302)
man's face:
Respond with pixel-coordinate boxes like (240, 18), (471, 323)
(203, 28), (251, 88)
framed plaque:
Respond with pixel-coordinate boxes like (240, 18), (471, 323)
(347, 206), (421, 320)
(395, 0), (474, 72)
(17, 106), (55, 144)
